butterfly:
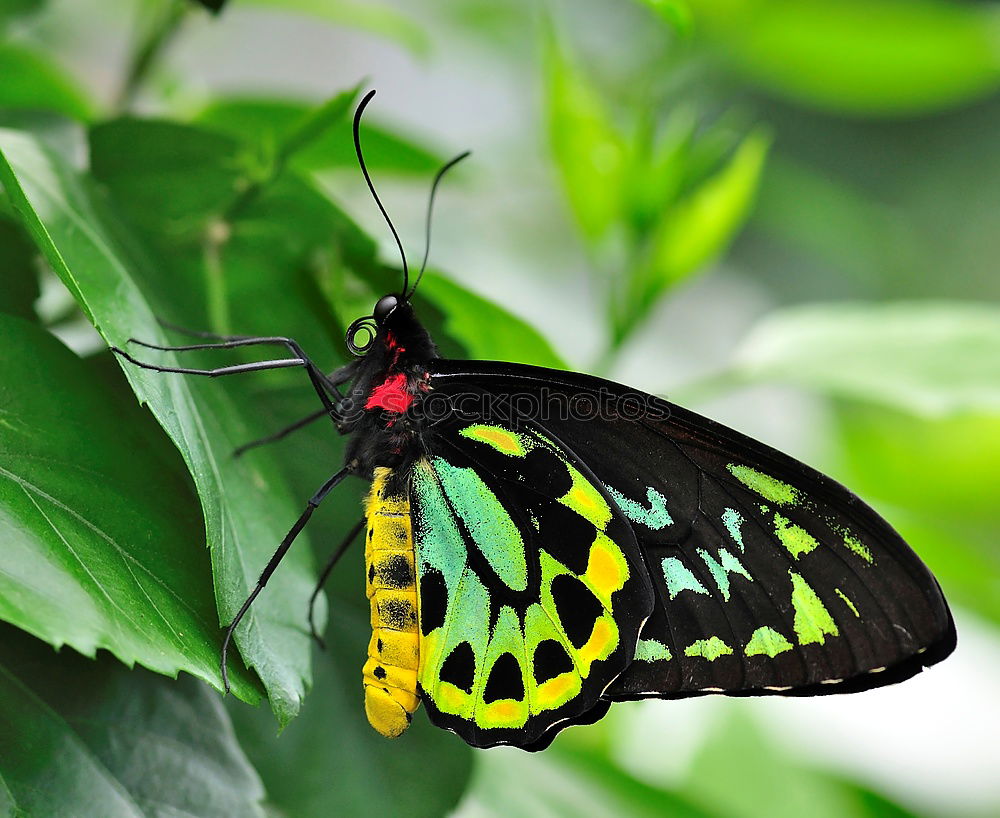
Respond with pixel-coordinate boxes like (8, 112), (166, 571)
(113, 90), (956, 751)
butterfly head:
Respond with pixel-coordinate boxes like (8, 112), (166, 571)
(373, 293), (403, 324)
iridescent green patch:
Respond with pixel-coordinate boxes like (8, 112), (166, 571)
(789, 571), (839, 645)
(727, 464), (800, 506)
(697, 547), (752, 601)
(634, 639), (672, 662)
(842, 533), (874, 564)
(433, 458), (528, 592)
(745, 626), (793, 658)
(661, 557), (709, 599)
(607, 485), (673, 530)
(721, 508), (745, 551)
(773, 513), (818, 559)
(685, 637), (732, 661)
(836, 588), (861, 618)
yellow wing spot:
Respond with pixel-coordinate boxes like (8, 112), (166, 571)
(481, 699), (528, 729)
(583, 536), (629, 603)
(460, 425), (528, 457)
(577, 616), (617, 670)
(534, 673), (579, 712)
(437, 682), (472, 716)
(561, 468), (612, 530)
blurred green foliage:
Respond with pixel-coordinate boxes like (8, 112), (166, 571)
(0, 0), (997, 816)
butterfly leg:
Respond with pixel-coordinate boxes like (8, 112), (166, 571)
(308, 517), (365, 650)
(221, 464), (354, 694)
(112, 334), (344, 421)
(231, 362), (360, 457)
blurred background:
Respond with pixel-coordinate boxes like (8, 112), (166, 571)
(1, 0), (999, 816)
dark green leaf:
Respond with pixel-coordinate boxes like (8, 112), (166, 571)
(0, 624), (265, 817)
(0, 313), (260, 699)
(194, 97), (444, 175)
(732, 302), (1000, 417)
(0, 217), (38, 320)
(0, 44), (93, 121)
(276, 85), (359, 166)
(232, 604), (473, 818)
(688, 0), (1000, 117)
(0, 0), (44, 24)
(418, 272), (566, 368)
(0, 127), (316, 724)
(188, 0), (226, 12)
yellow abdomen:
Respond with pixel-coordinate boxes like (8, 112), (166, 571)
(363, 467), (420, 737)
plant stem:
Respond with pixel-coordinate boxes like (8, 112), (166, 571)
(203, 220), (232, 335)
(116, 0), (188, 112)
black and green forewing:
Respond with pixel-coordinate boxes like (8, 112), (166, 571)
(426, 360), (956, 704)
(409, 410), (654, 749)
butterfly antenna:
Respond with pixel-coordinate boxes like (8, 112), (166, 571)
(409, 150), (471, 299)
(353, 89), (409, 294)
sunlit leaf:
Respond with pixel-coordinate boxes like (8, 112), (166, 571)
(194, 96), (444, 174)
(0, 624), (265, 817)
(0, 315), (260, 699)
(645, 125), (769, 291)
(231, 604), (473, 818)
(633, 0), (694, 35)
(687, 0), (1000, 116)
(240, 0), (429, 57)
(0, 127), (316, 724)
(544, 26), (627, 240)
(0, 44), (94, 121)
(732, 302), (1000, 417)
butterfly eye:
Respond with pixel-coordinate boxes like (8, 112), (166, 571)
(373, 294), (399, 323)
(346, 315), (378, 356)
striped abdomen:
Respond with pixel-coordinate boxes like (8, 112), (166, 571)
(363, 468), (420, 737)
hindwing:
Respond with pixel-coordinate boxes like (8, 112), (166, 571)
(410, 419), (654, 748)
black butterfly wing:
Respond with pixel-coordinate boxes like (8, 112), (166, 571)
(426, 360), (956, 703)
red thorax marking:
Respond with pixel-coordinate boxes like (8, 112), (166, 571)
(366, 373), (413, 413)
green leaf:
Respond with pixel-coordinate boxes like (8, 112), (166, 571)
(0, 315), (259, 699)
(454, 743), (720, 818)
(832, 405), (1000, 628)
(188, 0), (226, 12)
(683, 707), (932, 818)
(643, 125), (769, 294)
(634, 0), (694, 35)
(231, 605), (473, 818)
(418, 272), (566, 368)
(0, 624), (265, 817)
(0, 217), (38, 320)
(240, 0), (430, 57)
(544, 27), (628, 240)
(687, 0), (1000, 117)
(732, 302), (1000, 417)
(0, 0), (43, 22)
(194, 97), (445, 175)
(275, 85), (359, 167)
(0, 127), (317, 724)
(0, 44), (93, 121)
